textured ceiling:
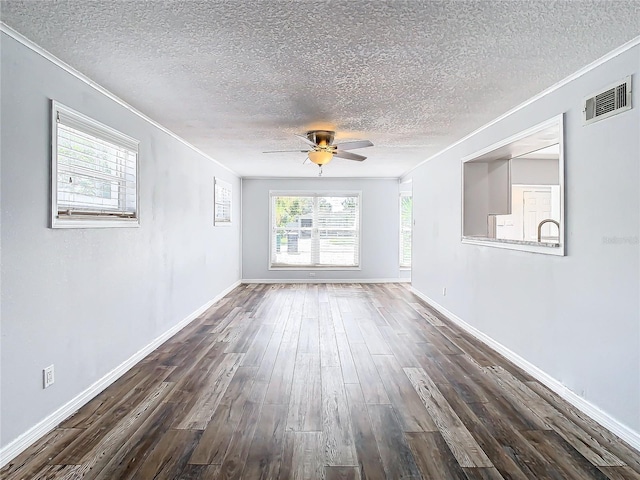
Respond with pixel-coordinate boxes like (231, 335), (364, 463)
(2, 1), (639, 177)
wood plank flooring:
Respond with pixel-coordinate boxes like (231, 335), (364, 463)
(2, 283), (639, 479)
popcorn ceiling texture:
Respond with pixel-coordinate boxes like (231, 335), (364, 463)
(1, 0), (639, 177)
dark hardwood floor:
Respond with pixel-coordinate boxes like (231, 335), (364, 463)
(3, 283), (639, 479)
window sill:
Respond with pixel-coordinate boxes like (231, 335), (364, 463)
(52, 218), (140, 229)
(269, 265), (361, 271)
(462, 236), (564, 256)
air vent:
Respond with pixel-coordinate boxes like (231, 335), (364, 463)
(584, 76), (632, 125)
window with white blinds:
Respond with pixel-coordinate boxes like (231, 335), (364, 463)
(270, 192), (360, 268)
(400, 193), (412, 268)
(52, 101), (139, 228)
(214, 178), (232, 225)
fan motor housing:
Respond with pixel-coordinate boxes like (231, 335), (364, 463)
(306, 130), (335, 147)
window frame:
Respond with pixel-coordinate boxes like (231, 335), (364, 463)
(399, 191), (412, 269)
(214, 177), (232, 226)
(268, 190), (362, 271)
(461, 114), (565, 256)
(51, 100), (140, 229)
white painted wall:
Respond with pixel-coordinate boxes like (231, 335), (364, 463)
(0, 33), (241, 449)
(242, 178), (402, 281)
(405, 45), (640, 434)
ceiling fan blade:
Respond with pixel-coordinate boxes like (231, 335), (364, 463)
(333, 140), (373, 150)
(263, 149), (311, 153)
(294, 134), (317, 147)
(334, 150), (367, 161)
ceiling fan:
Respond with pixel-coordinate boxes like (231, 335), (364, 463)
(264, 130), (373, 174)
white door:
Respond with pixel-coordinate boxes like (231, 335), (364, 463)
(523, 189), (557, 242)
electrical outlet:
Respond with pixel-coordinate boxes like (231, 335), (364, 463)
(442, 287), (447, 296)
(43, 365), (55, 389)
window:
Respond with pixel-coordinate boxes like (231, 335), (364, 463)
(462, 115), (564, 255)
(51, 101), (139, 228)
(270, 192), (360, 269)
(214, 178), (232, 226)
(400, 192), (412, 268)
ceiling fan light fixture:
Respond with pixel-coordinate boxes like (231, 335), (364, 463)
(308, 150), (333, 165)
(264, 129), (371, 168)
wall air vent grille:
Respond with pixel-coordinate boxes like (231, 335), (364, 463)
(584, 75), (632, 125)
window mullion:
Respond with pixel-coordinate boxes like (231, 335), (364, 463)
(311, 197), (320, 265)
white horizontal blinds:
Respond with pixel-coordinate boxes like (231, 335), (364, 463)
(56, 108), (138, 218)
(400, 194), (412, 267)
(215, 179), (232, 224)
(315, 195), (359, 267)
(272, 195), (313, 266)
(271, 193), (359, 268)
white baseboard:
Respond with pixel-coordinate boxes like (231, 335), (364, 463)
(409, 286), (640, 453)
(242, 278), (410, 284)
(0, 280), (241, 468)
